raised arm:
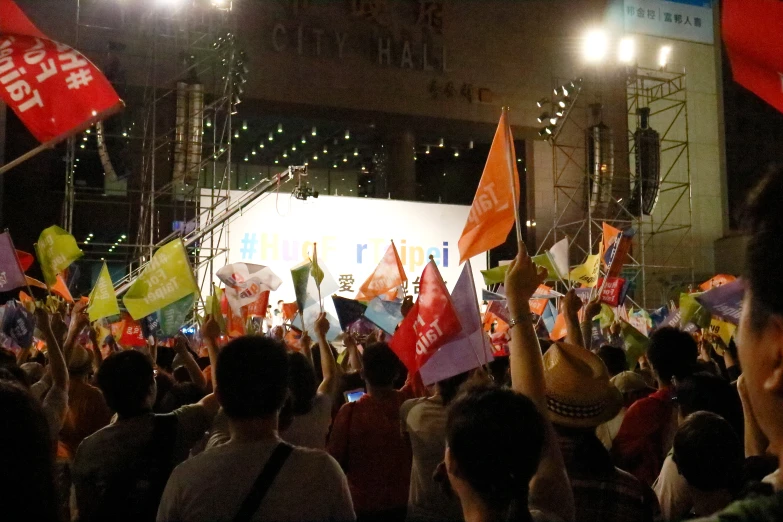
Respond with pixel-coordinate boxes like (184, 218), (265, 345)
(174, 334), (208, 390)
(581, 297), (602, 351)
(299, 330), (314, 366)
(35, 308), (68, 392)
(562, 290), (585, 349)
(88, 324), (104, 372)
(344, 334), (363, 374)
(63, 301), (89, 360)
(505, 243), (575, 522)
(201, 315), (221, 383)
(314, 313), (342, 397)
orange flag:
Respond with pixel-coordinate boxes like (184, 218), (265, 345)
(356, 241), (407, 302)
(549, 312), (568, 341)
(458, 109), (520, 264)
(24, 275), (73, 303)
(602, 222), (621, 267)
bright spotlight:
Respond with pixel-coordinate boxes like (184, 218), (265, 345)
(583, 29), (609, 63)
(537, 112), (550, 123)
(618, 37), (635, 64)
(658, 45), (672, 69)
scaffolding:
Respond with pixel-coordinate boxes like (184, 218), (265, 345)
(63, 0), (261, 305)
(537, 66), (694, 308)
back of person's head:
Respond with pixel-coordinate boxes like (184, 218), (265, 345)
(362, 342), (401, 388)
(157, 382), (207, 414)
(488, 356), (510, 386)
(673, 411), (743, 492)
(675, 371), (744, 438)
(0, 381), (59, 522)
(647, 327), (698, 384)
(436, 371), (470, 406)
(20, 362), (44, 384)
(156, 346), (176, 374)
(446, 385), (545, 522)
(216, 336), (289, 419)
(97, 350), (155, 416)
(288, 351), (317, 415)
(0, 365), (30, 388)
(597, 345), (627, 377)
(743, 165), (783, 329)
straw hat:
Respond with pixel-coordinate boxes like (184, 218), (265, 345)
(543, 342), (623, 429)
(611, 371), (653, 395)
(67, 344), (93, 374)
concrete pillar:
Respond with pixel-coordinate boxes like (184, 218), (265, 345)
(386, 130), (416, 201)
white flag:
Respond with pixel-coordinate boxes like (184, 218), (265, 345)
(217, 263), (282, 311)
(548, 238), (570, 280)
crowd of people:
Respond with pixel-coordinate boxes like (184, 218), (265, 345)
(3, 167), (783, 522)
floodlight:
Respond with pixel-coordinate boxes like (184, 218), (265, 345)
(618, 37), (635, 64)
(658, 45), (672, 69)
(583, 29), (609, 63)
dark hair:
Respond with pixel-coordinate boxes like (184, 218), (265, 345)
(157, 382), (207, 414)
(437, 371), (471, 406)
(362, 342), (402, 388)
(216, 336), (289, 419)
(288, 351), (318, 415)
(0, 381), (59, 522)
(447, 385), (545, 522)
(488, 356), (510, 386)
(646, 327), (698, 383)
(0, 365), (30, 388)
(97, 350), (155, 416)
(675, 371), (744, 439)
(596, 345), (627, 377)
(673, 411), (743, 492)
(742, 166), (783, 330)
(156, 347), (176, 373)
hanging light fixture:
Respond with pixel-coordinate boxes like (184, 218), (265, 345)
(292, 144), (297, 151)
(277, 123), (283, 133)
(438, 138), (444, 147)
(244, 154), (249, 162)
(343, 155), (348, 162)
(344, 129), (350, 140)
(468, 140), (474, 150)
(311, 126), (317, 136)
(242, 120), (248, 131)
(425, 145), (431, 154)
(268, 132), (274, 141)
(323, 145), (328, 154)
(252, 149), (257, 155)
(353, 148), (359, 156)
(537, 112), (550, 123)
(283, 151), (288, 158)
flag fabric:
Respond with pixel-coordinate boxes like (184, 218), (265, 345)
(548, 238), (570, 281)
(606, 229), (635, 279)
(569, 254), (601, 288)
(281, 302), (298, 321)
(419, 262), (493, 385)
(549, 313), (568, 341)
(482, 288), (506, 301)
(597, 277), (628, 307)
(0, 232), (26, 292)
(620, 320), (650, 370)
(118, 314), (147, 347)
(541, 301), (557, 333)
(332, 296), (368, 331)
(458, 109), (521, 263)
(225, 297), (247, 339)
(290, 261), (311, 314)
(532, 284), (563, 299)
(480, 265), (509, 286)
(216, 262), (282, 312)
(51, 274), (73, 303)
(0, 1), (122, 144)
(486, 300), (510, 325)
(529, 298), (547, 316)
(679, 292), (711, 328)
(0, 2), (122, 144)
(140, 312), (162, 340)
(390, 261), (462, 373)
(3, 300), (33, 348)
(16, 250), (33, 272)
(531, 254), (557, 283)
(602, 222), (622, 267)
(159, 293), (195, 337)
(245, 291), (270, 318)
(699, 274), (737, 291)
(123, 239), (198, 320)
(36, 225), (83, 286)
(310, 243), (325, 289)
(87, 262), (119, 322)
(597, 303), (615, 329)
(24, 275), (46, 290)
(696, 279), (744, 325)
(206, 285), (226, 333)
(355, 242), (407, 302)
(363, 297), (403, 335)
(723, 0), (783, 114)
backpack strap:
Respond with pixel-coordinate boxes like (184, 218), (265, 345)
(232, 443), (294, 522)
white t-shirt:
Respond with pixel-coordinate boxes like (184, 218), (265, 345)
(653, 452), (692, 521)
(401, 397), (464, 522)
(157, 437), (355, 522)
(283, 392), (333, 450)
(596, 407), (626, 450)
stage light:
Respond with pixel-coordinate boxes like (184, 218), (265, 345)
(469, 140), (474, 149)
(537, 112), (550, 123)
(323, 145), (328, 154)
(454, 150), (460, 157)
(538, 128), (548, 137)
(89, 233), (94, 237)
(311, 126), (317, 136)
(425, 145), (431, 154)
(353, 148), (359, 156)
(344, 129), (350, 140)
(301, 135), (306, 144)
(536, 98), (549, 108)
(343, 155), (348, 162)
(277, 123), (283, 133)
(260, 143), (265, 149)
(549, 116), (558, 125)
(234, 131), (239, 139)
(313, 154), (318, 160)
(618, 37), (635, 64)
(439, 138), (444, 148)
(291, 144), (297, 151)
(333, 163), (338, 168)
(242, 120), (248, 131)
(558, 100), (567, 108)
(268, 132), (274, 141)
(545, 126), (554, 135)
(283, 151), (288, 158)
(252, 149), (256, 155)
(274, 158), (279, 164)
(658, 45), (672, 69)
(85, 128), (91, 134)
(561, 85), (569, 97)
(206, 118), (212, 128)
(583, 29), (609, 63)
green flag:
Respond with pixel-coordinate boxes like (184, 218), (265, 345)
(619, 319), (650, 370)
(88, 263), (120, 322)
(531, 254), (558, 282)
(597, 303), (615, 329)
(207, 284), (227, 334)
(679, 292), (711, 328)
(291, 260), (311, 314)
(36, 225), (83, 286)
(159, 293), (196, 337)
(311, 243), (324, 288)
(123, 239), (199, 319)
(480, 265), (509, 286)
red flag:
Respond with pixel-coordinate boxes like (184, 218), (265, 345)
(723, 0), (783, 114)
(458, 109), (520, 264)
(119, 314), (146, 347)
(16, 249), (33, 271)
(699, 274), (737, 291)
(245, 290), (270, 318)
(389, 261), (462, 373)
(282, 302), (298, 321)
(356, 242), (407, 301)
(0, 1), (122, 144)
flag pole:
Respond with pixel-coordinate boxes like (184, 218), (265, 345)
(503, 107), (524, 250)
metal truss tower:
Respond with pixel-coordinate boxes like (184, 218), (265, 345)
(538, 66), (694, 308)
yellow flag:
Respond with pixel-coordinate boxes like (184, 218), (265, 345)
(88, 263), (120, 322)
(123, 239), (199, 319)
(569, 254), (601, 288)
